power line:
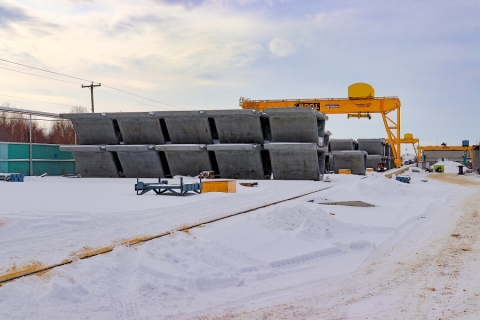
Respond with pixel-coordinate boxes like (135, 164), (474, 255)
(0, 93), (76, 108)
(102, 84), (186, 110)
(0, 57), (184, 110)
(96, 89), (164, 109)
(0, 58), (94, 82)
(0, 66), (82, 85)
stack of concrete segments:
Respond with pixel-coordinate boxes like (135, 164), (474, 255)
(108, 112), (166, 145)
(63, 113), (120, 145)
(357, 138), (385, 156)
(206, 144), (268, 179)
(329, 138), (357, 151)
(206, 109), (269, 144)
(154, 144), (212, 177)
(105, 145), (163, 178)
(264, 108), (328, 180)
(365, 154), (382, 170)
(473, 145), (480, 173)
(358, 138), (387, 171)
(59, 145), (120, 178)
(160, 111), (214, 144)
(329, 150), (368, 175)
(264, 143), (326, 180)
(60, 107), (329, 180)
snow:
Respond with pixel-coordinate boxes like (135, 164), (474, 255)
(433, 160), (465, 173)
(1, 165), (480, 319)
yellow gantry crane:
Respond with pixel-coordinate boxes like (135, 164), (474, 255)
(239, 83), (403, 167)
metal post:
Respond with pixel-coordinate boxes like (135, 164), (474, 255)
(82, 83), (101, 113)
(29, 114), (33, 176)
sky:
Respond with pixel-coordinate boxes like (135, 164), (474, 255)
(1, 0), (479, 149)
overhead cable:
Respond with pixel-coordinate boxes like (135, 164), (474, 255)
(0, 93), (76, 108)
(0, 66), (82, 85)
(0, 58), (94, 83)
(0, 58), (184, 110)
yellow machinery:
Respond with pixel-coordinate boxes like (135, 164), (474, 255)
(419, 145), (473, 161)
(239, 83), (403, 167)
(401, 133), (420, 161)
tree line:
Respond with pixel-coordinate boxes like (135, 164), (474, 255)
(0, 104), (87, 145)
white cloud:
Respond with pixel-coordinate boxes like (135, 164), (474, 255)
(268, 37), (296, 57)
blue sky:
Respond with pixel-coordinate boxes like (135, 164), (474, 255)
(1, 0), (479, 148)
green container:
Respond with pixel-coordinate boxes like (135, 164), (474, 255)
(433, 164), (444, 173)
(0, 142), (75, 176)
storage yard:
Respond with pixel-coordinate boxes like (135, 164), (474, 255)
(1, 1), (480, 318)
(1, 163), (480, 319)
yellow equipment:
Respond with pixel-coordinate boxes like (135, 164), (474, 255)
(419, 145), (473, 160)
(400, 133), (420, 161)
(239, 83), (403, 167)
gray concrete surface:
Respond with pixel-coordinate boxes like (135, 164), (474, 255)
(105, 145), (164, 178)
(329, 139), (356, 151)
(329, 150), (367, 175)
(158, 111), (213, 144)
(206, 144), (267, 179)
(323, 131), (331, 149)
(366, 155), (382, 171)
(472, 146), (480, 172)
(207, 110), (267, 144)
(59, 145), (120, 177)
(109, 112), (166, 145)
(155, 144), (212, 177)
(264, 143), (325, 180)
(423, 150), (465, 162)
(358, 138), (385, 156)
(265, 108), (327, 143)
(60, 113), (120, 145)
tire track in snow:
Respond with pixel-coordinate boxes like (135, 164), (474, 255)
(187, 178), (480, 319)
(0, 182), (340, 284)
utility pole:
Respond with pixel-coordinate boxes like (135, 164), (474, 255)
(82, 82), (101, 113)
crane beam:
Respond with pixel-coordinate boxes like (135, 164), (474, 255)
(239, 84), (403, 167)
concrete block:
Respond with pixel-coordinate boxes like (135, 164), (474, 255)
(264, 143), (326, 180)
(329, 139), (356, 151)
(157, 111), (213, 144)
(473, 146), (480, 172)
(105, 145), (164, 178)
(207, 144), (267, 179)
(155, 144), (212, 177)
(358, 138), (385, 156)
(323, 131), (331, 149)
(109, 112), (166, 145)
(264, 108), (327, 143)
(330, 151), (367, 175)
(366, 155), (382, 171)
(207, 109), (267, 144)
(59, 145), (120, 177)
(60, 113), (120, 145)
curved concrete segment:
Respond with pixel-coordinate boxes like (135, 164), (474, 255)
(105, 145), (164, 178)
(329, 139), (356, 151)
(366, 155), (382, 171)
(109, 112), (166, 145)
(329, 150), (367, 175)
(60, 113), (119, 145)
(264, 108), (327, 143)
(207, 110), (266, 144)
(358, 138), (385, 156)
(157, 111), (213, 144)
(322, 131), (331, 148)
(155, 144), (212, 177)
(264, 143), (325, 181)
(207, 144), (267, 179)
(59, 145), (119, 177)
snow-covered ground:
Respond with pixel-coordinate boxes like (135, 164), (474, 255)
(1, 162), (479, 319)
